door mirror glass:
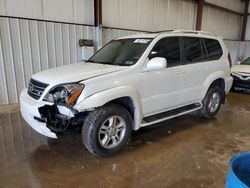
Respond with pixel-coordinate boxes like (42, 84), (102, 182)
(144, 57), (167, 72)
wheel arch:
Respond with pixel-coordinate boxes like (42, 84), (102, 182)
(74, 85), (143, 130)
(202, 72), (226, 103)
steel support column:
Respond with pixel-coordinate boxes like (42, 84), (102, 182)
(196, 0), (204, 30)
(94, 0), (102, 51)
(241, 0), (250, 41)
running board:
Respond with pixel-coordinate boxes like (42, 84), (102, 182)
(141, 103), (202, 127)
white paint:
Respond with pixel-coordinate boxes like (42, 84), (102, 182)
(20, 31), (232, 137)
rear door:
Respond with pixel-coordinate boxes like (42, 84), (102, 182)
(182, 37), (223, 103)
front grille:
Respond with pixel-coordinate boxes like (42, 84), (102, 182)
(27, 79), (49, 100)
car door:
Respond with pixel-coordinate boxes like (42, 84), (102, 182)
(141, 37), (188, 117)
(182, 37), (223, 103)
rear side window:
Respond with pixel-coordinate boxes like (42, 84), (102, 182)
(203, 39), (223, 61)
(150, 37), (181, 67)
(183, 37), (204, 63)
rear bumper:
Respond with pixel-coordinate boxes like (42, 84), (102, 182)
(233, 77), (250, 89)
(20, 89), (57, 138)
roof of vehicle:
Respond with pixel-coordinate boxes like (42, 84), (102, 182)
(118, 30), (220, 40)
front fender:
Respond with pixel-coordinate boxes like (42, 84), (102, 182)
(74, 85), (142, 130)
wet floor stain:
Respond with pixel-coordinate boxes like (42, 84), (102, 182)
(0, 92), (250, 188)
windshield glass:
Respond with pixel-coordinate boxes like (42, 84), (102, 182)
(88, 38), (152, 66)
(241, 57), (250, 65)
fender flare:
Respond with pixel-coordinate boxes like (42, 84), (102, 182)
(74, 85), (143, 130)
(200, 71), (226, 99)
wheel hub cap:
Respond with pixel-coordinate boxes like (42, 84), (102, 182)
(98, 116), (126, 149)
(208, 92), (220, 113)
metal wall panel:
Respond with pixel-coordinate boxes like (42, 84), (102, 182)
(102, 0), (197, 32)
(239, 42), (250, 60)
(205, 0), (244, 13)
(1, 0), (94, 25)
(246, 15), (250, 40)
(0, 31), (8, 104)
(0, 18), (18, 104)
(0, 17), (95, 105)
(224, 40), (241, 64)
(102, 28), (144, 45)
(0, 0), (6, 15)
(202, 6), (242, 40)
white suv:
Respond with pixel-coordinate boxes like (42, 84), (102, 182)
(20, 30), (233, 157)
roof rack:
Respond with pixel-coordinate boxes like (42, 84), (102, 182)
(147, 29), (218, 37)
(172, 29), (216, 36)
(150, 29), (174, 33)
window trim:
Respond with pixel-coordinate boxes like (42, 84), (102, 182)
(202, 38), (223, 61)
(181, 36), (207, 65)
(148, 36), (183, 68)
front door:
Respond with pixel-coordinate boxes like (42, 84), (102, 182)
(141, 37), (187, 117)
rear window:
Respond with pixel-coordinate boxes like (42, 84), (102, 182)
(183, 37), (204, 63)
(203, 39), (223, 61)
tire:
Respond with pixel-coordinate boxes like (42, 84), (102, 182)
(82, 103), (132, 157)
(199, 85), (223, 119)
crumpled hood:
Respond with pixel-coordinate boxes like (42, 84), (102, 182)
(231, 65), (250, 75)
(32, 62), (127, 85)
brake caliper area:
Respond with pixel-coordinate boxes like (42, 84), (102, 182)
(38, 105), (71, 133)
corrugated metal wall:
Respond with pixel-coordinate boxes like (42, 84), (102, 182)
(102, 28), (144, 45)
(102, 0), (197, 32)
(201, 5), (243, 40)
(0, 17), (94, 105)
(102, 0), (245, 40)
(0, 0), (94, 25)
(245, 2), (250, 40)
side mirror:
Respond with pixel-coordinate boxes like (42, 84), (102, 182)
(144, 57), (167, 72)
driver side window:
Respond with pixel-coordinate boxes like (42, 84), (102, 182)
(150, 37), (181, 68)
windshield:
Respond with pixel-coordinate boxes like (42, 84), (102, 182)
(88, 38), (152, 66)
(241, 57), (250, 65)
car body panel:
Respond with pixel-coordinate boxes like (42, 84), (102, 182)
(20, 31), (233, 139)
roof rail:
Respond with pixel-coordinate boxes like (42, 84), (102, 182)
(173, 29), (216, 36)
(151, 29), (174, 33)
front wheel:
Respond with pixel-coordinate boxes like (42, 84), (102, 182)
(199, 85), (223, 119)
(82, 104), (132, 157)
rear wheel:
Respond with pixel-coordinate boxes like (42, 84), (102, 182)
(199, 85), (223, 118)
(82, 104), (132, 157)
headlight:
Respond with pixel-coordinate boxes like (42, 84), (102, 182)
(43, 83), (84, 105)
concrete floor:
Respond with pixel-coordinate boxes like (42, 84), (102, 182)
(0, 92), (250, 188)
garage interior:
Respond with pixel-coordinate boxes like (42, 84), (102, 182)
(0, 0), (250, 187)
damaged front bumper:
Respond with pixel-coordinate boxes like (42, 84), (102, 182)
(20, 89), (76, 139)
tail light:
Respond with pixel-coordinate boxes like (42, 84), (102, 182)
(228, 53), (232, 68)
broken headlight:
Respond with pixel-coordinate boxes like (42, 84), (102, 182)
(43, 84), (84, 105)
